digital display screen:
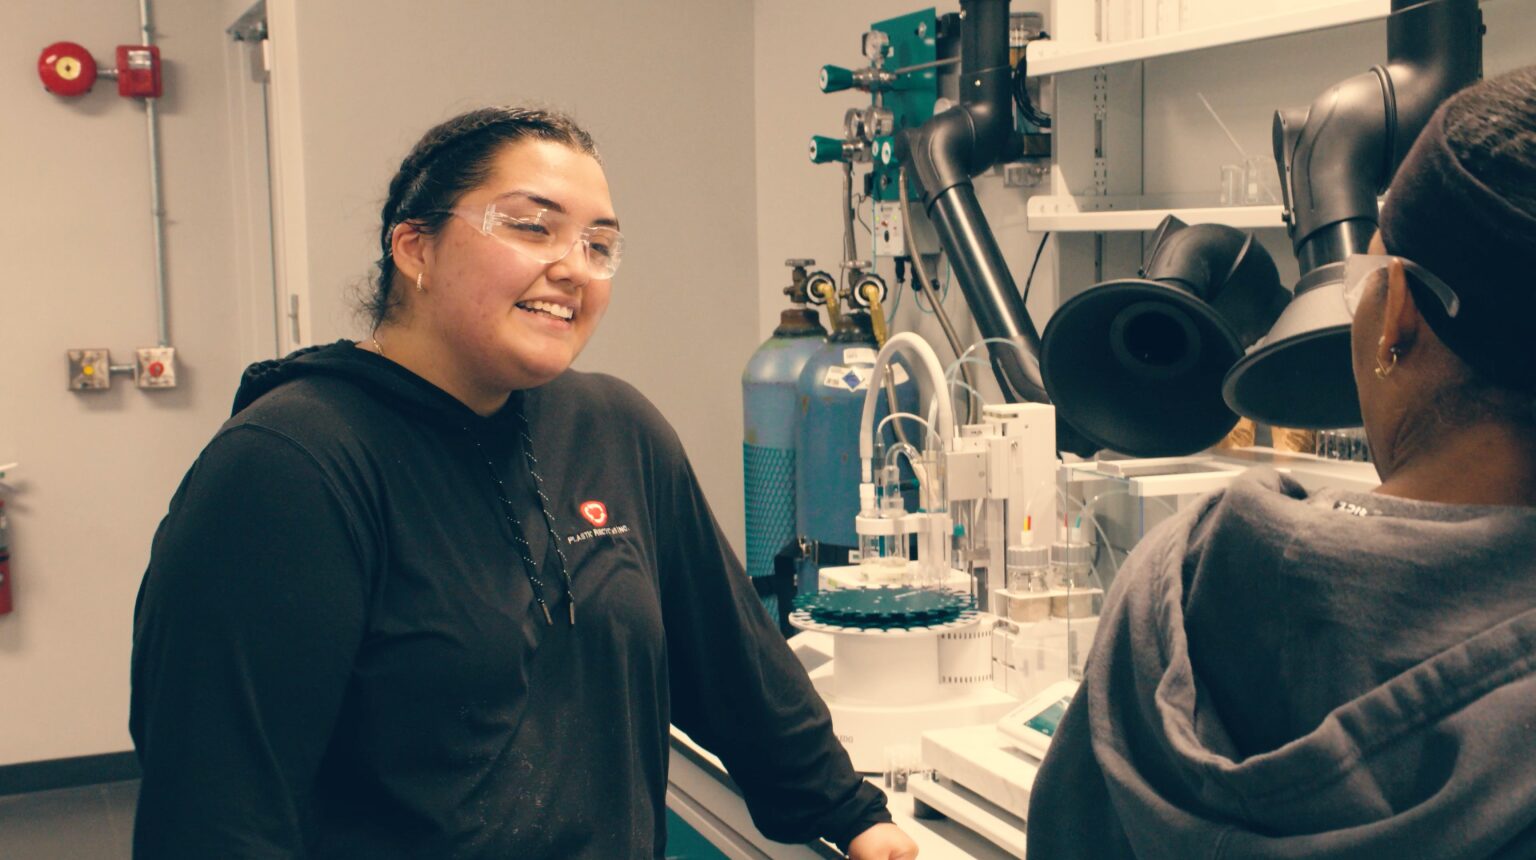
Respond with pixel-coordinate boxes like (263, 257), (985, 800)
(1023, 696), (1072, 737)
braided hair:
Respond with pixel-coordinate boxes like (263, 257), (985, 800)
(365, 106), (600, 328)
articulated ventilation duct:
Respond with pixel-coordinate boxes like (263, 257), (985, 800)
(1222, 0), (1482, 428)
(1041, 217), (1288, 456)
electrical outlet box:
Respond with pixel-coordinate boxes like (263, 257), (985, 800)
(135, 346), (177, 389)
(67, 349), (111, 391)
(873, 201), (940, 259)
(873, 202), (907, 257)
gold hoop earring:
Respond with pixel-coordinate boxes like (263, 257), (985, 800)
(1375, 338), (1401, 379)
(415, 272), (425, 292)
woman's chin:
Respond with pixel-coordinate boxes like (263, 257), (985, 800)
(505, 354), (573, 389)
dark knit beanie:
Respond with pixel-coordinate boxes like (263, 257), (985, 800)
(1378, 81), (1536, 394)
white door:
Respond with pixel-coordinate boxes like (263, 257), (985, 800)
(226, 0), (311, 360)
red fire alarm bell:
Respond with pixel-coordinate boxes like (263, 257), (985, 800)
(38, 41), (98, 97)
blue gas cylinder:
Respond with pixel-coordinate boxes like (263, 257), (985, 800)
(743, 307), (827, 619)
(796, 311), (917, 565)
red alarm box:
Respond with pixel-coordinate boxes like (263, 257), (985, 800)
(116, 45), (161, 98)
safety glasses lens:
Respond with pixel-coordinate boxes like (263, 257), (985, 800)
(585, 231), (623, 278)
(1340, 254), (1460, 320)
(482, 205), (623, 278)
(484, 208), (561, 257)
(1341, 254), (1389, 318)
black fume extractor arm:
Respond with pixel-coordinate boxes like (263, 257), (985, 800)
(897, 0), (1039, 400)
(896, 0), (1099, 455)
(1223, 0), (1482, 429)
(1275, 0), (1483, 273)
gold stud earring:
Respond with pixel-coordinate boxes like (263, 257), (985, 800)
(415, 272), (425, 292)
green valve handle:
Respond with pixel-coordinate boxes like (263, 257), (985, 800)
(808, 135), (847, 164)
(819, 64), (855, 93)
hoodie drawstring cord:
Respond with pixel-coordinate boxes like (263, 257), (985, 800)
(466, 414), (575, 626)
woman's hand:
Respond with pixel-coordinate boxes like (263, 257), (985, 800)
(846, 822), (919, 859)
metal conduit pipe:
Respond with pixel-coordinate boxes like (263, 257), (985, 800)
(140, 0), (170, 346)
(841, 162), (859, 267)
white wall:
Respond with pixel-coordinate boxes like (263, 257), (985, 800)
(0, 0), (261, 765)
(2, 0), (757, 769)
(275, 0), (758, 555)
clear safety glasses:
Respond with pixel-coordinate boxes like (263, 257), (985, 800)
(448, 200), (624, 279)
(1341, 253), (1460, 319)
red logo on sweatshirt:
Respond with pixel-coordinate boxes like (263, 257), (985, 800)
(579, 500), (608, 528)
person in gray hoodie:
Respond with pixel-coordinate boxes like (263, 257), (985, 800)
(1026, 65), (1536, 859)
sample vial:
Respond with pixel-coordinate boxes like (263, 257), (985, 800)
(1006, 543), (1052, 622)
(1049, 538), (1097, 619)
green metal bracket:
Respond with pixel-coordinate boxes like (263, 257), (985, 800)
(871, 8), (938, 202)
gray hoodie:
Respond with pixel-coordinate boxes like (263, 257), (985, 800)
(1026, 468), (1536, 859)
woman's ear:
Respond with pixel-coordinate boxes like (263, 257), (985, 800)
(390, 220), (430, 287)
(1379, 258), (1424, 360)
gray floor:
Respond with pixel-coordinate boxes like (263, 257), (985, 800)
(0, 781), (721, 858)
(0, 780), (137, 859)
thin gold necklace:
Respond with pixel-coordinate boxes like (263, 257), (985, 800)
(370, 335), (385, 357)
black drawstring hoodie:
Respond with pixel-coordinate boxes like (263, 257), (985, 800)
(131, 340), (888, 858)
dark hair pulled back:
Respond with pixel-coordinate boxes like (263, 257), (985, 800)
(365, 106), (600, 328)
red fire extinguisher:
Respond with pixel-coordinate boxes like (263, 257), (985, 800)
(0, 500), (12, 615)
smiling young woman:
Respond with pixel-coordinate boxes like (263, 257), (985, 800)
(371, 135), (619, 407)
(128, 106), (916, 860)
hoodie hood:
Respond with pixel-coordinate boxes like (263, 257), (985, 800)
(232, 340), (522, 430)
(1039, 468), (1536, 859)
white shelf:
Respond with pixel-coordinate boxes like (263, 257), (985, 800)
(1026, 0), (1389, 75)
(1026, 195), (1284, 232)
